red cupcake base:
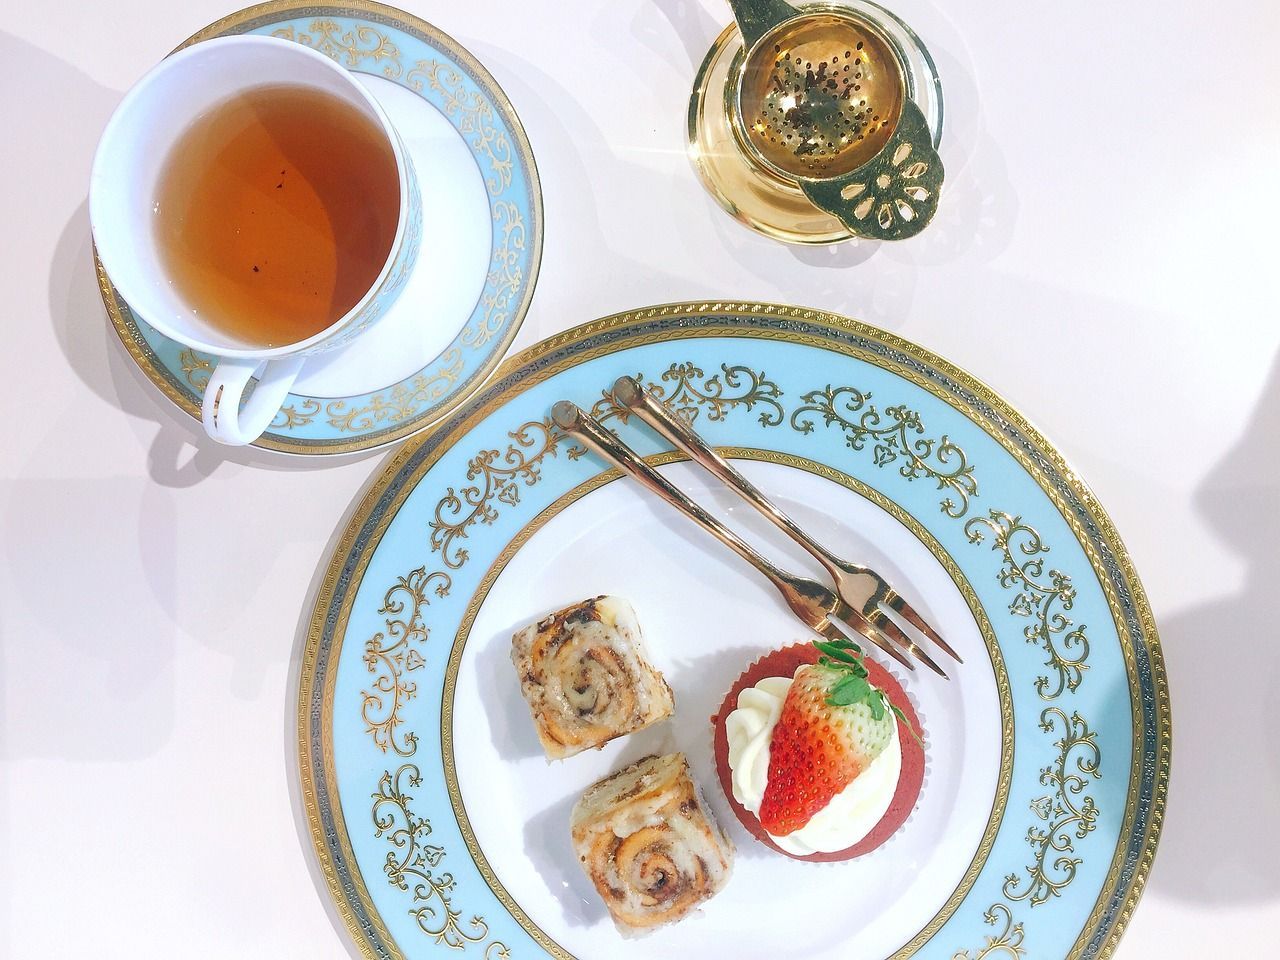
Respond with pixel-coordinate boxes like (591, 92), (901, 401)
(710, 643), (925, 862)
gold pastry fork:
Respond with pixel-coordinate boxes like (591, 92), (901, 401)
(551, 399), (920, 674)
(612, 375), (961, 676)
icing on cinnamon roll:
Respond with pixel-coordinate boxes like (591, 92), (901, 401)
(511, 596), (674, 760)
(571, 752), (734, 934)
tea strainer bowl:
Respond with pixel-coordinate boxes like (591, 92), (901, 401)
(725, 0), (944, 240)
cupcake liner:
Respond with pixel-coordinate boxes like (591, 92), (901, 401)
(710, 642), (926, 863)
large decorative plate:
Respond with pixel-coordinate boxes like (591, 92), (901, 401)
(299, 304), (1168, 959)
(96, 0), (542, 455)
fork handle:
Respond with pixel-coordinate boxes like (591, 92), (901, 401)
(551, 401), (792, 588)
(613, 376), (843, 577)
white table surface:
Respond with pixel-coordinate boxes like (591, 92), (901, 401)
(2, 1), (1277, 956)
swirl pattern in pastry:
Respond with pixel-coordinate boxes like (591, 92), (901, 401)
(571, 752), (734, 934)
(511, 596), (675, 760)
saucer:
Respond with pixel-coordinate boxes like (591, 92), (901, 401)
(688, 0), (943, 245)
(97, 0), (543, 455)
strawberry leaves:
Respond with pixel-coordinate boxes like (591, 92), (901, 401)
(811, 639), (925, 748)
(813, 638), (863, 665)
(828, 672), (871, 706)
(868, 690), (886, 721)
(889, 703), (920, 745)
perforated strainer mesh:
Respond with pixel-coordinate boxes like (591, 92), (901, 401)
(736, 13), (905, 179)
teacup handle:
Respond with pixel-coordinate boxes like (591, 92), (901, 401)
(200, 356), (305, 446)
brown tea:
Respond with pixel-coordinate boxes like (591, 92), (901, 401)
(153, 83), (401, 348)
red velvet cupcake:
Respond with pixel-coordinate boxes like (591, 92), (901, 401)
(711, 641), (925, 862)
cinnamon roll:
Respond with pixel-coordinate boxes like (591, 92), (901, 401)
(571, 752), (734, 935)
(511, 596), (675, 760)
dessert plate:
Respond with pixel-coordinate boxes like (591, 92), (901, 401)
(96, 1), (542, 455)
(299, 303), (1168, 959)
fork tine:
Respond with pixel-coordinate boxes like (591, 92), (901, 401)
(870, 610), (948, 679)
(819, 613), (915, 673)
(885, 592), (964, 663)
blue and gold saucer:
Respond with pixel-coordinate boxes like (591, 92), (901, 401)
(96, 0), (543, 455)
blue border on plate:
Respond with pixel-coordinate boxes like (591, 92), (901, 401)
(305, 308), (1166, 959)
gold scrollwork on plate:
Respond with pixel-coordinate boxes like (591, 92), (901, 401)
(374, 764), (445, 878)
(463, 201), (526, 351)
(372, 764), (510, 956)
(272, 21), (403, 78)
(429, 362), (783, 570)
(789, 384), (978, 517)
(949, 514), (1099, 953)
(408, 60), (513, 195)
(326, 350), (467, 433)
(179, 349), (212, 392)
(362, 568), (452, 756)
(592, 361), (784, 427)
(951, 903), (1026, 960)
(964, 511), (1091, 700)
(1005, 708), (1101, 906)
(273, 399), (322, 429)
(955, 709), (1098, 954)
(181, 358), (458, 433)
(430, 418), (586, 570)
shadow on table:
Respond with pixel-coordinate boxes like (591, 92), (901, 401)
(641, 0), (723, 71)
(1148, 349), (1280, 905)
(0, 33), (184, 761)
(466, 14), (922, 328)
(462, 36), (707, 322)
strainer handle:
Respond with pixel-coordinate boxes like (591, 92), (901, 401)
(799, 99), (945, 241)
(726, 0), (800, 49)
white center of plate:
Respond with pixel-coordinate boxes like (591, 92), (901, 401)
(452, 460), (1003, 959)
(290, 75), (492, 397)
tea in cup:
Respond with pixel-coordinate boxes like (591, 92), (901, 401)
(91, 35), (421, 445)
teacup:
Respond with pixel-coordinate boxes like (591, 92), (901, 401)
(90, 35), (422, 445)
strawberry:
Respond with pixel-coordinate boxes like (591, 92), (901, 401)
(757, 639), (915, 836)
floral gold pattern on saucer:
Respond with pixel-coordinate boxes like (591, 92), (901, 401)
(96, 0), (542, 455)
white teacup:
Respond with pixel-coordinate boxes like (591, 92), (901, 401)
(90, 35), (422, 446)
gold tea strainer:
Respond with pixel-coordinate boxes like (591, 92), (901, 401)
(726, 0), (943, 240)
